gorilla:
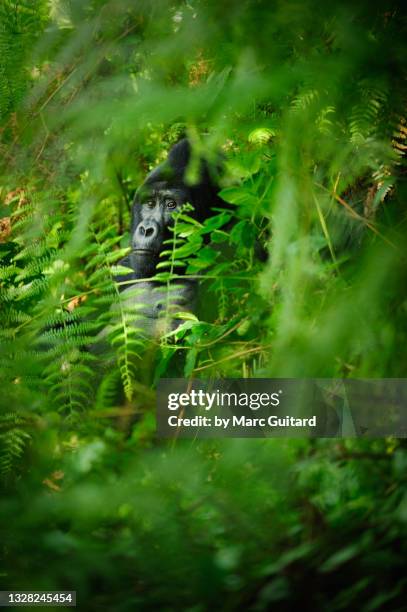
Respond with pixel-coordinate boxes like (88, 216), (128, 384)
(115, 139), (223, 337)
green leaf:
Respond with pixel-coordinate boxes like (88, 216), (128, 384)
(319, 544), (361, 573)
(110, 265), (134, 276)
(230, 220), (256, 248)
(184, 347), (198, 377)
(201, 212), (232, 234)
(219, 187), (258, 207)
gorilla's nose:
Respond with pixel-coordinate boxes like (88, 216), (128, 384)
(133, 219), (161, 252)
(139, 223), (157, 238)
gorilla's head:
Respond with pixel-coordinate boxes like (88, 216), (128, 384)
(128, 139), (222, 279)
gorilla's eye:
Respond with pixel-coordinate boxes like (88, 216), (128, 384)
(166, 200), (177, 210)
(145, 201), (155, 209)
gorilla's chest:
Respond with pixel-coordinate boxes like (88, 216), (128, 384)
(120, 280), (197, 337)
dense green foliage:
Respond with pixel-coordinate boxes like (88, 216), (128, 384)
(0, 1), (406, 609)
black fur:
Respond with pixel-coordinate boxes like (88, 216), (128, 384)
(115, 139), (223, 337)
(116, 139), (223, 286)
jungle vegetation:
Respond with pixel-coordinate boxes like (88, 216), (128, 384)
(0, 1), (406, 609)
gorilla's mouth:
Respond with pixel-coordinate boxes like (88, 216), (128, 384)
(132, 248), (155, 255)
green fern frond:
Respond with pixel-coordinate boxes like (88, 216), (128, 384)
(0, 412), (31, 479)
(13, 277), (50, 301)
(291, 89), (319, 113)
(95, 369), (123, 409)
(349, 79), (388, 145)
(0, 264), (19, 282)
(0, 0), (48, 123)
(14, 252), (56, 281)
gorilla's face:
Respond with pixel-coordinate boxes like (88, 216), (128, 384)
(115, 138), (223, 284)
(130, 181), (189, 278)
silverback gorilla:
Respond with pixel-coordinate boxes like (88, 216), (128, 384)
(115, 139), (223, 337)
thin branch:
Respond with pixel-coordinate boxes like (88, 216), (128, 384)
(315, 182), (399, 252)
(193, 344), (272, 373)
